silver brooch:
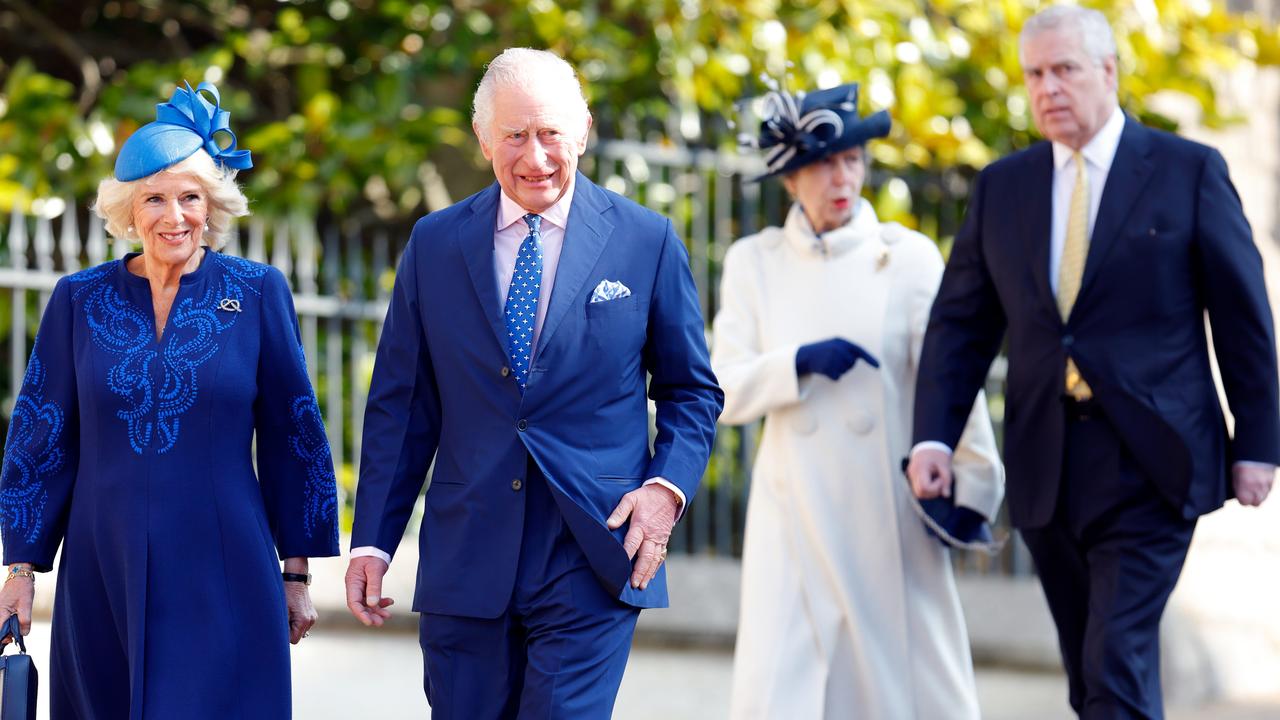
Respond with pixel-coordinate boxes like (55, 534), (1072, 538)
(217, 298), (242, 313)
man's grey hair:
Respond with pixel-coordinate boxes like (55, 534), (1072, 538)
(1020, 5), (1117, 66)
(472, 48), (590, 140)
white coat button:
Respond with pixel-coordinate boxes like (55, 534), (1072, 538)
(848, 412), (875, 435)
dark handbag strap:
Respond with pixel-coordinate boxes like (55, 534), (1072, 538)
(1, 614), (27, 655)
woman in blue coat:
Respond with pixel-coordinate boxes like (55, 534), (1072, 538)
(0, 81), (340, 718)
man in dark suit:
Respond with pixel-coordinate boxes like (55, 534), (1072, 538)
(342, 48), (723, 718)
(908, 6), (1278, 718)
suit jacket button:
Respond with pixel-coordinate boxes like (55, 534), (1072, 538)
(517, 419), (528, 431)
(1062, 334), (1074, 347)
(501, 366), (511, 377)
(511, 479), (523, 491)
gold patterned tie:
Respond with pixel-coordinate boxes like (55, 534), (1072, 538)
(1058, 151), (1092, 400)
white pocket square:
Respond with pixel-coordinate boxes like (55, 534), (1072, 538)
(590, 279), (631, 303)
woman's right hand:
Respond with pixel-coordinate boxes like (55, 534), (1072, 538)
(0, 564), (35, 644)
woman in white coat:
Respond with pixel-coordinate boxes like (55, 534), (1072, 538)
(716, 82), (1005, 719)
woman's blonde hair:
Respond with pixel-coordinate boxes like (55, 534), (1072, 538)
(92, 150), (250, 249)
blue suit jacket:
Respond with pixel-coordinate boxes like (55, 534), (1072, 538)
(914, 117), (1280, 528)
(352, 174), (723, 617)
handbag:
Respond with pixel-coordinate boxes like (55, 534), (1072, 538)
(0, 615), (37, 720)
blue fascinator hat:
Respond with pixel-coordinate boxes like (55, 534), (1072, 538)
(741, 82), (890, 181)
(114, 81), (253, 182)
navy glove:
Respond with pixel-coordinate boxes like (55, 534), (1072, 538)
(795, 338), (880, 381)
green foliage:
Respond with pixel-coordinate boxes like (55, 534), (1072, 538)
(1, 0), (1277, 232)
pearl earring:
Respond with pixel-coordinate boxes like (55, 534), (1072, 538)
(127, 224), (134, 235)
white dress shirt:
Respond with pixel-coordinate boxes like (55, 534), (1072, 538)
(351, 180), (684, 565)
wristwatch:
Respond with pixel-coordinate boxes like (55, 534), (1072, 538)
(281, 572), (312, 586)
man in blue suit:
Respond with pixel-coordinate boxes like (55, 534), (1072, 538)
(908, 6), (1278, 719)
(344, 48), (722, 717)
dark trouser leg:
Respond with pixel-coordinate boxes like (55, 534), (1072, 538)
(418, 458), (638, 720)
(513, 461), (639, 719)
(1077, 494), (1194, 719)
(1020, 522), (1090, 714)
(1022, 406), (1195, 720)
(418, 611), (525, 720)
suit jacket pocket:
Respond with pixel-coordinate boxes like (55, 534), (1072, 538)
(598, 474), (644, 484)
(1130, 226), (1187, 246)
(586, 294), (641, 318)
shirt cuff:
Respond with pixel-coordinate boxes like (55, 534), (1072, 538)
(644, 477), (687, 521)
(1234, 460), (1277, 471)
(911, 441), (954, 457)
(350, 546), (392, 565)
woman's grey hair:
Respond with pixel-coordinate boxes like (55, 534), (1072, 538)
(92, 150), (249, 250)
(1020, 5), (1117, 66)
(471, 48), (590, 141)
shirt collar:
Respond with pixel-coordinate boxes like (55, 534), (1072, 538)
(497, 176), (576, 232)
(1052, 104), (1125, 172)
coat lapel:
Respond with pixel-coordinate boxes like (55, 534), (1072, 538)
(535, 173), (615, 355)
(1024, 143), (1057, 316)
(458, 184), (510, 355)
(1077, 117), (1154, 303)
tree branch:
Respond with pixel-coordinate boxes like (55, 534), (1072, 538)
(7, 0), (101, 114)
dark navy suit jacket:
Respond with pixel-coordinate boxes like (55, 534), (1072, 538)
(352, 174), (723, 617)
(914, 117), (1280, 529)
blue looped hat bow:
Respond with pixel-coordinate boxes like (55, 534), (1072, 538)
(114, 81), (253, 182)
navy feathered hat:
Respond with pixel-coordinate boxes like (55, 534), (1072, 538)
(114, 81), (253, 182)
(741, 82), (890, 181)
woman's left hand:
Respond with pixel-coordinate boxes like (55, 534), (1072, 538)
(284, 574), (318, 644)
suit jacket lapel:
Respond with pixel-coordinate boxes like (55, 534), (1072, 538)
(536, 173), (615, 355)
(1025, 144), (1057, 316)
(1078, 117), (1154, 303)
(458, 183), (511, 355)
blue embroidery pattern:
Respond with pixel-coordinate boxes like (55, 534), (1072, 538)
(68, 254), (267, 454)
(287, 393), (339, 541)
(0, 354), (65, 543)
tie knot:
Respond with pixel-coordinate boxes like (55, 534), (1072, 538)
(523, 214), (542, 234)
(1072, 151), (1085, 170)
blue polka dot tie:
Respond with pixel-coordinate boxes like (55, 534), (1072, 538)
(503, 214), (543, 390)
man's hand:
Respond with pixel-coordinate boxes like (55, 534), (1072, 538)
(907, 447), (953, 499)
(0, 565), (34, 645)
(606, 484), (680, 590)
(344, 556), (395, 627)
(1233, 462), (1275, 506)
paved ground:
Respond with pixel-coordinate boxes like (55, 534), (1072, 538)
(16, 621), (1280, 718)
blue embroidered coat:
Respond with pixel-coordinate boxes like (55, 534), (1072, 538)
(0, 250), (340, 719)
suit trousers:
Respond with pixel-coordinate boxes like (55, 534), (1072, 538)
(1020, 403), (1196, 720)
(418, 458), (640, 719)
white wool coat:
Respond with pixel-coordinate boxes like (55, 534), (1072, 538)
(714, 201), (1004, 719)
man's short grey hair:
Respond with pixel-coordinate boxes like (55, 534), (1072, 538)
(472, 48), (590, 140)
(1020, 5), (1117, 66)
